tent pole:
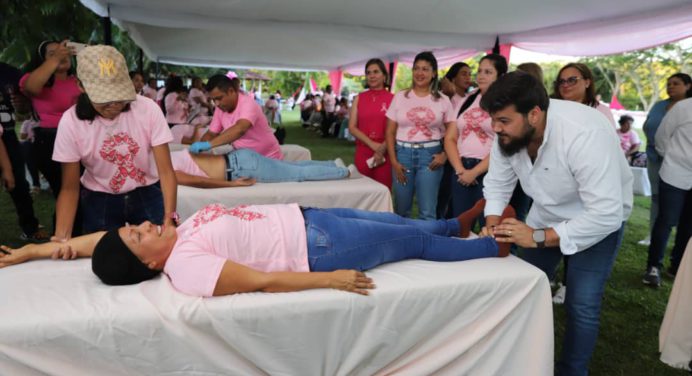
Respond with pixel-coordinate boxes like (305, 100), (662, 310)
(102, 5), (112, 46)
(138, 48), (144, 73)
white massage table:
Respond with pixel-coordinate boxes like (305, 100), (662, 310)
(0, 256), (553, 375)
(177, 176), (394, 221)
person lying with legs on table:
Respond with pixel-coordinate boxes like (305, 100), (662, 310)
(1, 202), (515, 297)
(170, 149), (357, 188)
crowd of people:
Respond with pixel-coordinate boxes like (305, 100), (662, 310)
(0, 41), (690, 376)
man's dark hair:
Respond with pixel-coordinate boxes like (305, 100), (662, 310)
(480, 71), (549, 115)
(205, 74), (241, 93)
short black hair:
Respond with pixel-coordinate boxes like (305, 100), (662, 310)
(480, 71), (549, 115)
(75, 93), (132, 121)
(205, 74), (240, 92)
(618, 114), (634, 125)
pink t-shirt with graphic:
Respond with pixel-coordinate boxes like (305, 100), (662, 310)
(386, 91), (454, 142)
(19, 74), (81, 128)
(164, 92), (189, 125)
(170, 150), (208, 178)
(618, 129), (641, 152)
(164, 203), (309, 297)
(208, 93), (283, 159)
(53, 95), (173, 193)
(450, 93), (467, 113)
(455, 93), (495, 159)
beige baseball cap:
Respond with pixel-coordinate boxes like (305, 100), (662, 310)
(76, 45), (136, 104)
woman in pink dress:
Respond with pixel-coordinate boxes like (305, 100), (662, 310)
(348, 58), (394, 189)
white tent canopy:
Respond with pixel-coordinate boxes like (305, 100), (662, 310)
(80, 0), (692, 72)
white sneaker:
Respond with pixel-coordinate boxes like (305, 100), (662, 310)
(347, 164), (363, 179)
(552, 285), (566, 305)
(334, 158), (346, 168)
(637, 236), (651, 246)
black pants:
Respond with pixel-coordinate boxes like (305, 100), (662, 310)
(1, 127), (40, 235)
(20, 140), (40, 187)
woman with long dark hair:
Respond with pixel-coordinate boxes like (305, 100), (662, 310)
(51, 45), (178, 242)
(348, 58), (394, 189)
(386, 51), (455, 220)
(552, 62), (616, 127)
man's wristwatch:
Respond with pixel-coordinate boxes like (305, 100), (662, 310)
(532, 229), (546, 248)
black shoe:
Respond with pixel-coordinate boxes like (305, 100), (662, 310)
(642, 266), (661, 288)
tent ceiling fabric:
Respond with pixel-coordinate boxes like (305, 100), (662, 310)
(80, 0), (692, 71)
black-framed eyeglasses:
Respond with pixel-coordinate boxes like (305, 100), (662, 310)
(556, 76), (583, 87)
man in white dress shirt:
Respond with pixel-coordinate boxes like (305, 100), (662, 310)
(479, 72), (633, 376)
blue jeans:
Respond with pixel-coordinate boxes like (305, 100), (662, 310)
(648, 179), (692, 271)
(392, 143), (443, 220)
(226, 149), (348, 182)
(520, 224), (625, 376)
(450, 157), (486, 224)
(80, 182), (164, 233)
(303, 207), (499, 271)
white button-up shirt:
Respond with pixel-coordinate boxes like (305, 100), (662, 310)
(656, 97), (692, 190)
(483, 99), (633, 255)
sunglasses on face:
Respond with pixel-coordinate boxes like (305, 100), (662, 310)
(557, 76), (583, 87)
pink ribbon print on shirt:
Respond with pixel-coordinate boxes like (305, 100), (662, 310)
(192, 204), (266, 229)
(405, 106), (435, 140)
(461, 108), (491, 143)
(99, 132), (146, 193)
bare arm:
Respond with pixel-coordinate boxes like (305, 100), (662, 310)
(213, 260), (374, 296)
(53, 162), (82, 240)
(208, 119), (253, 148)
(152, 144), (178, 226)
(0, 231), (105, 268)
(0, 139), (14, 191)
(200, 130), (218, 142)
(444, 120), (464, 174)
(175, 171), (255, 188)
(348, 97), (383, 153)
(23, 41), (71, 96)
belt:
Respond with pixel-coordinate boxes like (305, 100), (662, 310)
(396, 140), (441, 148)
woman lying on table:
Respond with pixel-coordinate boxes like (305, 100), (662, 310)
(0, 201), (514, 297)
(170, 149), (355, 188)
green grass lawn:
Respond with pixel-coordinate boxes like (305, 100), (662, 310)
(0, 110), (687, 375)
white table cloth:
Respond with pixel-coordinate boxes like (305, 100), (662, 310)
(631, 166), (651, 196)
(0, 256), (553, 375)
(177, 176), (393, 220)
(659, 238), (692, 371)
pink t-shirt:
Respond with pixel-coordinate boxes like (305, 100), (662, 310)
(323, 93), (337, 113)
(450, 93), (467, 113)
(164, 92), (189, 125)
(208, 93), (283, 159)
(386, 91), (454, 142)
(188, 88), (207, 115)
(170, 150), (208, 177)
(52, 95), (173, 193)
(156, 87), (166, 102)
(455, 93), (494, 159)
(164, 203), (309, 297)
(19, 74), (81, 129)
(618, 129), (641, 152)
(170, 123), (197, 144)
(142, 86), (158, 101)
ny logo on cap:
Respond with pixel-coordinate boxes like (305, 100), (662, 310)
(98, 58), (116, 77)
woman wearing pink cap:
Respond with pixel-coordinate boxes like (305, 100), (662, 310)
(51, 45), (178, 242)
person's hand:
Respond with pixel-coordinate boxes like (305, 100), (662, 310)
(373, 142), (387, 156)
(50, 235), (71, 244)
(48, 41), (71, 64)
(328, 270), (375, 295)
(1, 169), (15, 191)
(493, 218), (537, 248)
(372, 153), (386, 167)
(457, 169), (478, 186)
(428, 152), (447, 170)
(229, 177), (256, 187)
(164, 216), (177, 230)
(50, 243), (77, 260)
(392, 161), (408, 185)
(479, 225), (495, 238)
(189, 141), (212, 154)
(0, 245), (34, 268)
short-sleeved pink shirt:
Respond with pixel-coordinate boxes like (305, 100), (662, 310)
(170, 150), (208, 178)
(385, 91), (454, 142)
(52, 95), (173, 193)
(164, 92), (189, 125)
(164, 203), (309, 297)
(208, 93), (283, 159)
(19, 74), (81, 128)
(618, 129), (641, 152)
(455, 92), (495, 159)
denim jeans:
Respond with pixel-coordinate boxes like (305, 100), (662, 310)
(646, 156), (661, 234)
(520, 224), (625, 376)
(392, 143), (443, 220)
(227, 149), (348, 182)
(449, 157), (485, 224)
(80, 182), (164, 233)
(1, 128), (39, 235)
(648, 179), (692, 272)
(302, 207), (499, 271)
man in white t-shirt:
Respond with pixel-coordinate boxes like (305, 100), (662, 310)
(479, 72), (632, 376)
